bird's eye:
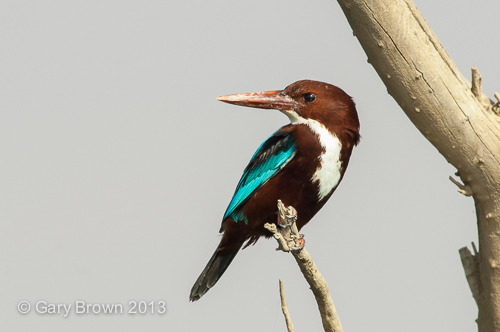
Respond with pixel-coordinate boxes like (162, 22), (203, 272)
(304, 93), (316, 103)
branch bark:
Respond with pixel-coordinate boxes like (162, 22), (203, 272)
(336, 1), (500, 331)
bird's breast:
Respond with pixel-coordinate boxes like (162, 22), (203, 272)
(294, 119), (343, 201)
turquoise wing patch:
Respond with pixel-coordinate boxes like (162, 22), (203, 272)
(223, 130), (296, 221)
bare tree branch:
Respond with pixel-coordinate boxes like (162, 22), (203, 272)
(336, 1), (500, 331)
(265, 200), (343, 332)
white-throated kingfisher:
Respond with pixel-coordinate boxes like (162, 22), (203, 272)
(190, 80), (360, 301)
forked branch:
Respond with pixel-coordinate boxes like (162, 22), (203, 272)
(265, 200), (343, 332)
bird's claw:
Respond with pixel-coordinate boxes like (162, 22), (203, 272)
(290, 234), (306, 251)
(277, 206), (298, 228)
(289, 234), (305, 251)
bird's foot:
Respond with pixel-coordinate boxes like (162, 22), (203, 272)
(266, 201), (305, 252)
(277, 205), (297, 228)
(289, 234), (305, 251)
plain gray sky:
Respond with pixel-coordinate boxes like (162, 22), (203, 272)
(1, 0), (499, 331)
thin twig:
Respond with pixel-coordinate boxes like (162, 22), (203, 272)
(493, 92), (500, 115)
(449, 176), (473, 196)
(471, 67), (482, 100)
(471, 67), (495, 111)
(279, 279), (295, 332)
(472, 242), (478, 256)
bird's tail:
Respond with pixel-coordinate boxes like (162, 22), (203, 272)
(189, 242), (242, 301)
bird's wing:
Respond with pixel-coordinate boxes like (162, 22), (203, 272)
(223, 129), (296, 220)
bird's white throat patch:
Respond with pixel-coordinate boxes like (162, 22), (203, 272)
(284, 110), (343, 201)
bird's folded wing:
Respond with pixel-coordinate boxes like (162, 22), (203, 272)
(223, 129), (296, 220)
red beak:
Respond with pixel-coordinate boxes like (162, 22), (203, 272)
(217, 90), (299, 111)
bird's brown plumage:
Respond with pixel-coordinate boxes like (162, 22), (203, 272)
(190, 80), (360, 301)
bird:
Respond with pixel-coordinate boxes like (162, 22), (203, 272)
(189, 79), (360, 301)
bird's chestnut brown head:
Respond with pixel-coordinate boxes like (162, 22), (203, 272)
(217, 79), (360, 145)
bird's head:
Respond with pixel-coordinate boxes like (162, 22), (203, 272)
(217, 80), (360, 145)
